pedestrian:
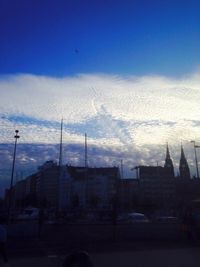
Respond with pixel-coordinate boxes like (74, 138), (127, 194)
(63, 251), (93, 267)
(0, 223), (8, 263)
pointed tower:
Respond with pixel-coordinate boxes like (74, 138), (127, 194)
(164, 143), (174, 177)
(179, 145), (190, 179)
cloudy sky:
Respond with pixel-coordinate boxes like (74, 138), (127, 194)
(0, 0), (200, 195)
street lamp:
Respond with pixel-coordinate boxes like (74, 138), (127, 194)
(7, 130), (20, 223)
(191, 140), (199, 179)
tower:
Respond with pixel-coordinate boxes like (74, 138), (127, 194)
(164, 143), (174, 177)
(179, 145), (190, 179)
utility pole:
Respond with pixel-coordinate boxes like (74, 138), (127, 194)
(59, 118), (63, 167)
(120, 159), (124, 179)
(8, 130), (20, 224)
(85, 133), (88, 168)
(84, 133), (88, 207)
(58, 118), (64, 213)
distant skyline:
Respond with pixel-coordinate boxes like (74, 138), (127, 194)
(1, 0), (200, 194)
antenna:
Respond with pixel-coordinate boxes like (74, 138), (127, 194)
(156, 161), (159, 177)
(85, 133), (88, 168)
(84, 133), (88, 206)
(120, 159), (124, 179)
(59, 118), (63, 167)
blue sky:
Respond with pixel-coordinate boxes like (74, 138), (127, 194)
(0, 0), (200, 76)
(1, 0), (200, 194)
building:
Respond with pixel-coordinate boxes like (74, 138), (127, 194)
(8, 161), (120, 211)
(136, 145), (176, 209)
(164, 143), (175, 177)
(118, 178), (139, 211)
(4, 142), (195, 213)
(67, 166), (120, 210)
(179, 145), (190, 179)
(25, 173), (37, 196)
(135, 144), (194, 210)
(36, 160), (70, 209)
(138, 166), (176, 208)
(13, 179), (26, 208)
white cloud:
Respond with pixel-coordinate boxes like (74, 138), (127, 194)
(1, 72), (200, 146)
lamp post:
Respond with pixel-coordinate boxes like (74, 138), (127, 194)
(191, 140), (199, 179)
(7, 130), (20, 223)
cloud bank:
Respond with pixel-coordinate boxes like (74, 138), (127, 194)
(0, 71), (200, 194)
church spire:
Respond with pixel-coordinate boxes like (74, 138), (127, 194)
(179, 144), (190, 179)
(166, 143), (170, 159)
(164, 143), (174, 177)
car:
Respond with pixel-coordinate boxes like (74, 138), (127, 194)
(117, 212), (149, 223)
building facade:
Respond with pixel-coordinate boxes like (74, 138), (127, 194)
(67, 166), (120, 210)
(118, 178), (140, 211)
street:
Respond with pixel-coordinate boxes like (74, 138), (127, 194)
(3, 246), (200, 267)
(3, 221), (200, 266)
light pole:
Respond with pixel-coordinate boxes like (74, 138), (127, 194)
(191, 140), (199, 179)
(7, 130), (20, 223)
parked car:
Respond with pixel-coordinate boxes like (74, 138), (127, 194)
(117, 212), (149, 223)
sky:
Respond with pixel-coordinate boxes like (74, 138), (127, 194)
(0, 0), (200, 195)
(1, 0), (200, 76)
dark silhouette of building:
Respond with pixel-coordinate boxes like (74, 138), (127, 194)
(164, 143), (174, 177)
(118, 178), (139, 211)
(134, 145), (176, 210)
(138, 165), (175, 209)
(3, 143), (197, 214)
(67, 166), (120, 209)
(179, 145), (190, 179)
